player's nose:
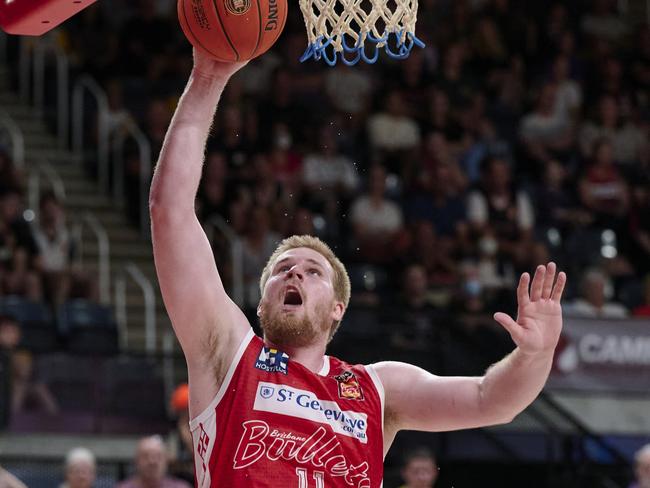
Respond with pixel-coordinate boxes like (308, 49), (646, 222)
(286, 266), (304, 280)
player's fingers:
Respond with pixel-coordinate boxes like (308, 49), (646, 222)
(493, 312), (522, 342)
(517, 272), (530, 306)
(541, 262), (556, 300)
(551, 271), (567, 302)
(530, 265), (546, 302)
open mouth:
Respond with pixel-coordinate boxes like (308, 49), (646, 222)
(283, 286), (303, 306)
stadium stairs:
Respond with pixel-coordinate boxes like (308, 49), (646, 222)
(0, 49), (183, 483)
(0, 64), (175, 357)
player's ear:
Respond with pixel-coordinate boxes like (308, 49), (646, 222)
(332, 301), (345, 322)
(256, 304), (262, 317)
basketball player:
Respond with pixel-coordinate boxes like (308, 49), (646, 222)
(150, 51), (567, 487)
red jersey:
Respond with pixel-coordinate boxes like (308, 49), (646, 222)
(189, 329), (385, 488)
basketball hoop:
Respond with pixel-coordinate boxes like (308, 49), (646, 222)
(299, 0), (425, 66)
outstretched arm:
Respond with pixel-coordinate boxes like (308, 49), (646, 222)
(150, 51), (250, 414)
(375, 263), (566, 447)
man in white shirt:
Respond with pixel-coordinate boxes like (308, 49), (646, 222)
(565, 269), (628, 318)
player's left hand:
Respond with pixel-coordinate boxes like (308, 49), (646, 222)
(493, 262), (567, 356)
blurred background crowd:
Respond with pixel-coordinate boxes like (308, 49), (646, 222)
(54, 0), (650, 323)
(0, 0), (649, 486)
(2, 0), (649, 346)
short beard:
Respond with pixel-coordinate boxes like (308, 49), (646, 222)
(259, 301), (331, 348)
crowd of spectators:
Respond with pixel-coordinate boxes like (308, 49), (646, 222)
(53, 0), (650, 329)
(1, 149), (98, 307)
(1, 0), (648, 425)
(1, 0), (648, 485)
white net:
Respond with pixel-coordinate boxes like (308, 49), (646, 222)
(299, 0), (424, 65)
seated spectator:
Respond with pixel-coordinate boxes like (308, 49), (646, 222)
(630, 444), (650, 488)
(452, 263), (513, 361)
(550, 54), (583, 122)
(256, 67), (307, 147)
(301, 123), (359, 238)
(241, 208), (280, 312)
(473, 230), (517, 297)
(302, 124), (359, 204)
(350, 165), (406, 264)
(519, 82), (574, 166)
(403, 221), (459, 295)
(31, 193), (98, 306)
(459, 118), (513, 185)
(386, 264), (439, 352)
(116, 435), (191, 488)
(470, 16), (508, 73)
(266, 122), (303, 193)
(0, 466), (28, 488)
(367, 90), (421, 174)
(435, 42), (475, 107)
(467, 157), (535, 265)
(424, 89), (462, 142)
(0, 315), (58, 416)
(0, 191), (41, 302)
(578, 138), (629, 229)
(581, 0), (628, 43)
(535, 159), (593, 233)
(405, 160), (468, 248)
(579, 95), (648, 169)
(565, 268), (628, 318)
(324, 63), (373, 117)
(1, 248), (42, 302)
(398, 447), (439, 488)
(60, 447), (96, 488)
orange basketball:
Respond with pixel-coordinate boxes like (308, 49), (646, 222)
(177, 0), (287, 62)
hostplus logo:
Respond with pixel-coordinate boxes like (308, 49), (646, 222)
(255, 346), (289, 374)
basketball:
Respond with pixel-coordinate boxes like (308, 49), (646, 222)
(177, 0), (287, 62)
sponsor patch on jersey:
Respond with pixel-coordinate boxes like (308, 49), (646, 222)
(253, 382), (368, 443)
(334, 370), (364, 401)
(254, 346), (289, 374)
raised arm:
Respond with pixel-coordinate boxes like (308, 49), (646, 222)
(374, 263), (566, 450)
(149, 52), (250, 413)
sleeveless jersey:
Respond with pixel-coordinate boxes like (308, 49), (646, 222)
(190, 329), (385, 488)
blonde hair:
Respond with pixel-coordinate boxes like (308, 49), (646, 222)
(259, 235), (351, 340)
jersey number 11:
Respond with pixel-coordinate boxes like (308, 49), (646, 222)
(296, 468), (325, 488)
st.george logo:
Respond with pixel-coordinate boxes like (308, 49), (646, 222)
(224, 0), (251, 15)
(255, 346), (289, 374)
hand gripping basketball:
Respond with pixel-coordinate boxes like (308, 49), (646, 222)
(178, 0), (287, 62)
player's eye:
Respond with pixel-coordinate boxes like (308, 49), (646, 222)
(309, 268), (321, 276)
